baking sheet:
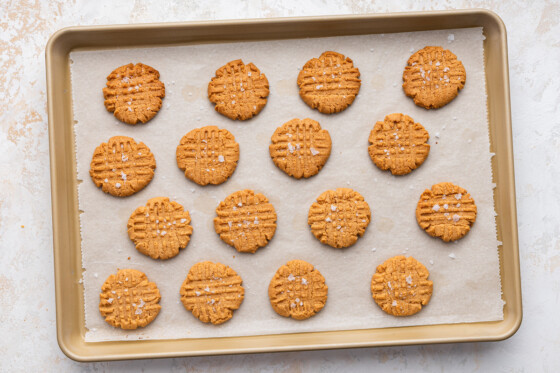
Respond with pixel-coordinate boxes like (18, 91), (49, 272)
(70, 27), (503, 342)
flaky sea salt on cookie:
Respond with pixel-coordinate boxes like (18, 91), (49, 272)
(297, 51), (361, 114)
(214, 189), (277, 253)
(89, 136), (156, 197)
(180, 261), (244, 325)
(269, 118), (332, 179)
(127, 197), (193, 260)
(99, 269), (161, 329)
(368, 113), (430, 175)
(402, 46), (466, 109)
(103, 63), (165, 124)
(207, 59), (269, 120)
(416, 182), (477, 241)
(268, 260), (328, 320)
(308, 188), (371, 248)
(371, 255), (433, 317)
(176, 126), (239, 186)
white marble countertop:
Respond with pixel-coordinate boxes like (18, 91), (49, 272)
(1, 1), (559, 371)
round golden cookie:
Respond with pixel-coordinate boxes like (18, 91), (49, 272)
(416, 182), (477, 242)
(308, 188), (371, 248)
(268, 260), (328, 320)
(103, 63), (165, 124)
(89, 136), (156, 197)
(371, 256), (433, 317)
(269, 118), (332, 179)
(99, 269), (161, 329)
(402, 46), (466, 109)
(214, 190), (277, 253)
(127, 197), (193, 260)
(368, 113), (430, 175)
(297, 51), (361, 114)
(207, 59), (269, 120)
(176, 126), (239, 186)
(180, 261), (244, 325)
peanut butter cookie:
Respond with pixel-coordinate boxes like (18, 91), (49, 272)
(371, 255), (433, 316)
(268, 260), (328, 320)
(180, 261), (244, 325)
(207, 59), (269, 120)
(269, 118), (332, 179)
(368, 113), (430, 175)
(214, 190), (277, 253)
(103, 63), (165, 124)
(99, 269), (161, 329)
(89, 136), (156, 197)
(176, 126), (239, 186)
(308, 188), (371, 248)
(297, 51), (361, 114)
(416, 182), (477, 242)
(127, 197), (193, 260)
(402, 46), (466, 109)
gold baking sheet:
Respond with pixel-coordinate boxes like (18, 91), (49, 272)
(46, 10), (521, 361)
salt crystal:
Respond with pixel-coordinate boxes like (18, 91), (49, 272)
(107, 298), (113, 303)
(121, 172), (127, 181)
(453, 214), (460, 222)
(310, 147), (319, 156)
(287, 274), (295, 282)
(325, 217), (332, 222)
(392, 300), (397, 307)
(195, 291), (201, 296)
(218, 155), (225, 163)
(455, 193), (462, 200)
(301, 278), (308, 285)
(331, 205), (337, 212)
(443, 204), (449, 209)
(405, 276), (412, 285)
(432, 204), (440, 212)
(204, 286), (210, 292)
(316, 85), (323, 89)
(287, 142), (295, 153)
(115, 183), (121, 188)
(104, 178), (108, 183)
(180, 218), (187, 223)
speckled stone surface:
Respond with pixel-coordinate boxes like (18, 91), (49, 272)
(1, 1), (559, 371)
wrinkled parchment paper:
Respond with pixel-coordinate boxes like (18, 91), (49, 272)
(70, 27), (503, 342)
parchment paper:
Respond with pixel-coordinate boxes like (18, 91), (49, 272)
(70, 27), (503, 342)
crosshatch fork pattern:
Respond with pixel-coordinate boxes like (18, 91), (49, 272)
(269, 118), (332, 179)
(207, 59), (269, 120)
(176, 126), (239, 185)
(214, 190), (277, 253)
(99, 269), (161, 330)
(368, 113), (430, 175)
(297, 51), (361, 114)
(180, 261), (244, 325)
(89, 136), (156, 197)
